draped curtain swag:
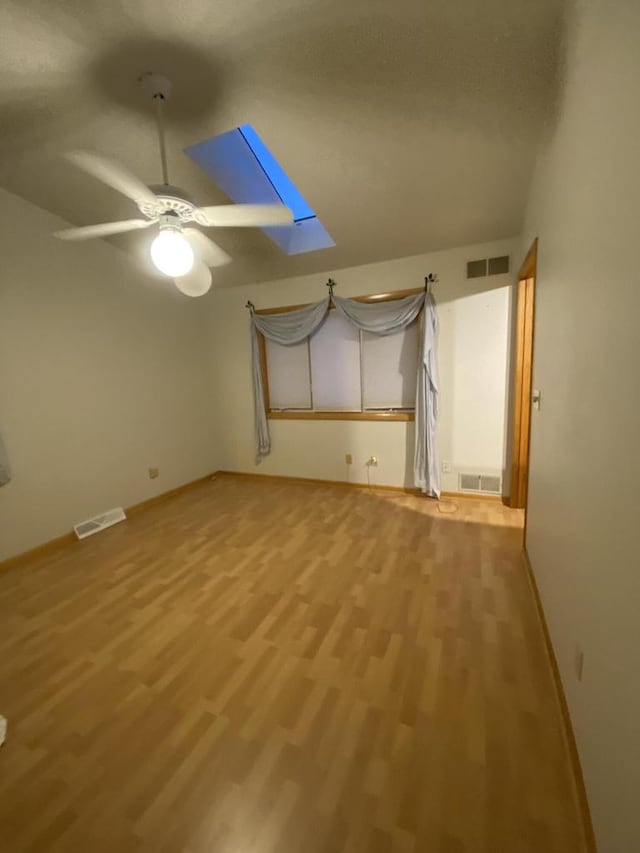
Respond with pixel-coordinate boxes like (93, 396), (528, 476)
(249, 291), (440, 497)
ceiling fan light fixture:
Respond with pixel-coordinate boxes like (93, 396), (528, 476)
(56, 75), (294, 280)
(174, 263), (212, 298)
(150, 214), (194, 277)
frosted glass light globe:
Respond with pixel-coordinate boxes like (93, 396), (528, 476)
(150, 229), (194, 277)
(174, 264), (212, 298)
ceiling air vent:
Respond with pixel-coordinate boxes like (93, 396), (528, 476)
(488, 255), (510, 275)
(466, 259), (487, 279)
(74, 507), (126, 540)
(458, 473), (502, 495)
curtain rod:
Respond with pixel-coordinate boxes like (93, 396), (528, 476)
(246, 274), (439, 311)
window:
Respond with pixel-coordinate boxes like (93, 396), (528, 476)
(264, 338), (311, 409)
(310, 312), (362, 410)
(361, 322), (419, 410)
(258, 290), (421, 421)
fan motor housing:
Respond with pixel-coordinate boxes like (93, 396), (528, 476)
(139, 185), (196, 222)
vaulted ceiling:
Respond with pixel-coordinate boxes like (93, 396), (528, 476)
(0, 0), (563, 287)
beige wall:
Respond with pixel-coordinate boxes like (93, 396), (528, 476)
(0, 188), (218, 561)
(209, 239), (517, 492)
(522, 1), (640, 851)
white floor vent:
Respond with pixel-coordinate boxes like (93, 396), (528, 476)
(74, 507), (126, 540)
(459, 473), (502, 495)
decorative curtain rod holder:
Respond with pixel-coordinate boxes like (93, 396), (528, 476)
(424, 273), (438, 293)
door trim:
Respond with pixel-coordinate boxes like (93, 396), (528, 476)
(510, 239), (537, 509)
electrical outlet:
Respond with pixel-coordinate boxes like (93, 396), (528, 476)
(368, 456), (378, 467)
(575, 648), (584, 681)
(148, 467), (160, 480)
(345, 453), (353, 465)
(442, 460), (452, 474)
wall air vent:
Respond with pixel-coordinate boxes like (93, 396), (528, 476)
(466, 259), (487, 279)
(73, 507), (126, 540)
(488, 255), (510, 275)
(466, 256), (511, 279)
(458, 473), (502, 495)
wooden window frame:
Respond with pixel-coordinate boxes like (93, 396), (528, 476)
(257, 287), (423, 422)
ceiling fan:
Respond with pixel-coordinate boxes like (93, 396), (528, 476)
(54, 73), (293, 296)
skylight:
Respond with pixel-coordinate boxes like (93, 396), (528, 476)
(185, 125), (334, 256)
(237, 125), (315, 223)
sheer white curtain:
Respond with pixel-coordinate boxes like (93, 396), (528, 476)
(249, 291), (440, 497)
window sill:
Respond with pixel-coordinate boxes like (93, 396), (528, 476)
(267, 411), (415, 422)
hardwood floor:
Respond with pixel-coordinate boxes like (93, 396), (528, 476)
(0, 476), (584, 852)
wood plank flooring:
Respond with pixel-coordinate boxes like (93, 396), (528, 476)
(0, 477), (584, 852)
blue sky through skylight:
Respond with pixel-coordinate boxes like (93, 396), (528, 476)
(185, 125), (334, 255)
(237, 124), (315, 223)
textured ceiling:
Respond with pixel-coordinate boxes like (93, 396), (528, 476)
(0, 0), (563, 287)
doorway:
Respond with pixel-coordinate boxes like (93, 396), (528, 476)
(510, 239), (537, 510)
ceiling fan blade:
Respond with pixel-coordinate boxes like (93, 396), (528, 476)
(184, 228), (231, 267)
(174, 263), (212, 298)
(196, 204), (293, 228)
(66, 150), (159, 207)
(54, 219), (154, 241)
